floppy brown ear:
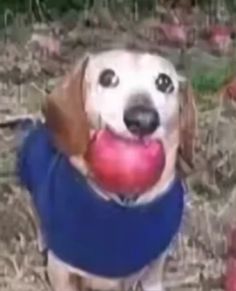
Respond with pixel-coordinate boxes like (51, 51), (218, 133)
(42, 56), (90, 156)
(178, 82), (198, 175)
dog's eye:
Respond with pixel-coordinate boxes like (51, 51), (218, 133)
(99, 69), (119, 88)
(155, 73), (174, 94)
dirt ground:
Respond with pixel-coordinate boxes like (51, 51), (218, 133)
(0, 13), (236, 291)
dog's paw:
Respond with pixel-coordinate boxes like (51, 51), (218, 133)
(141, 282), (165, 291)
(37, 229), (46, 253)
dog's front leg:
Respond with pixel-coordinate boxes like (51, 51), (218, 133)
(47, 251), (80, 291)
(139, 254), (167, 291)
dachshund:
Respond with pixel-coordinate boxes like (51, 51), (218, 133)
(18, 49), (197, 291)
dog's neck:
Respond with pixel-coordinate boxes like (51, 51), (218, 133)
(87, 172), (176, 206)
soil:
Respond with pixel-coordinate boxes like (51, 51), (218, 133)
(0, 11), (236, 291)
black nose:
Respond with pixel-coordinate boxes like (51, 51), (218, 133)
(123, 105), (160, 136)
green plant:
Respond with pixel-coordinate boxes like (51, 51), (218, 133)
(191, 65), (233, 95)
(0, 0), (159, 26)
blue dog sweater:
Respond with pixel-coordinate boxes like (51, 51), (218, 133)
(18, 122), (185, 278)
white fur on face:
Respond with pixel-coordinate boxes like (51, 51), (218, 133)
(84, 50), (181, 140)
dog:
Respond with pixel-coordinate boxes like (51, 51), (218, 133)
(18, 49), (197, 291)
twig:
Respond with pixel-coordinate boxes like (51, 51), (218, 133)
(30, 82), (47, 96)
(0, 114), (41, 129)
(3, 8), (14, 43)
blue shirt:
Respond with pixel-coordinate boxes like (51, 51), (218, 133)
(18, 122), (185, 278)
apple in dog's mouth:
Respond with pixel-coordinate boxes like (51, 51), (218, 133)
(86, 129), (166, 197)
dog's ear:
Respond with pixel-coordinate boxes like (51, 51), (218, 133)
(178, 80), (198, 175)
(42, 56), (90, 156)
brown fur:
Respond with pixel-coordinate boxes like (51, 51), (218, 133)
(42, 56), (90, 156)
(178, 82), (198, 174)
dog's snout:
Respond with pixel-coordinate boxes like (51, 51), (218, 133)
(124, 105), (160, 136)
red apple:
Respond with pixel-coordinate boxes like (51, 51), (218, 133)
(225, 258), (236, 291)
(86, 129), (165, 197)
(158, 23), (188, 46)
(225, 227), (236, 291)
(225, 78), (236, 102)
(208, 25), (232, 55)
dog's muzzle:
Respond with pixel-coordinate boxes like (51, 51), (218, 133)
(123, 104), (160, 137)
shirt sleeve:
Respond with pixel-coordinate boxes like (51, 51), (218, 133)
(17, 120), (57, 194)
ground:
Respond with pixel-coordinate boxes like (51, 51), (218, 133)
(0, 12), (236, 291)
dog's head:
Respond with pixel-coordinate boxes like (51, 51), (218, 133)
(43, 49), (197, 193)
